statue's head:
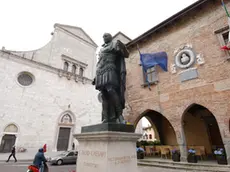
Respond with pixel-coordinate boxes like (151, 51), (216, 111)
(103, 33), (112, 44)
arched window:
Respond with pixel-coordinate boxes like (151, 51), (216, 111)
(61, 114), (72, 124)
(79, 67), (84, 77)
(64, 62), (69, 71)
(72, 65), (76, 74)
(149, 134), (152, 139)
(145, 133), (148, 140)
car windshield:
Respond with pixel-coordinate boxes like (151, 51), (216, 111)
(59, 152), (69, 156)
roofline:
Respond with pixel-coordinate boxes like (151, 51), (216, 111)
(54, 23), (81, 30)
(126, 0), (209, 47)
(113, 31), (132, 41)
(54, 23), (98, 47)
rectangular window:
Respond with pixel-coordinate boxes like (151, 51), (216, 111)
(215, 26), (230, 59)
(223, 31), (229, 45)
(142, 66), (158, 86)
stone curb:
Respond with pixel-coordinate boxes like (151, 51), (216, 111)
(138, 162), (230, 172)
(0, 159), (33, 162)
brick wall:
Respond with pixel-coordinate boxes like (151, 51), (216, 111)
(124, 0), (230, 161)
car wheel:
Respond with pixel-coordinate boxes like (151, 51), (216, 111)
(57, 159), (63, 165)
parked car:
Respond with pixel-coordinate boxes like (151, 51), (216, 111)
(48, 151), (78, 165)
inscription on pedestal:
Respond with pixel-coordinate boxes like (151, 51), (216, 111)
(80, 150), (106, 169)
(83, 162), (99, 168)
(75, 132), (141, 172)
(80, 150), (106, 157)
(79, 150), (136, 167)
(108, 155), (136, 165)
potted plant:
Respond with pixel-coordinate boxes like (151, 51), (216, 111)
(171, 149), (180, 162)
(148, 141), (155, 146)
(136, 146), (145, 159)
(153, 140), (161, 145)
(214, 148), (227, 165)
(187, 148), (197, 163)
(140, 140), (149, 146)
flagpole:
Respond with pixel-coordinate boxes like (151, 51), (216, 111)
(136, 44), (141, 55)
(222, 0), (230, 17)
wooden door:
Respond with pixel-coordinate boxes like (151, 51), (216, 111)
(0, 135), (16, 153)
(57, 127), (71, 151)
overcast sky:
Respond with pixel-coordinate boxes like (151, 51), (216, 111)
(0, 0), (198, 51)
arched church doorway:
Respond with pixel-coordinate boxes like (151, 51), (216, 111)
(56, 113), (74, 151)
(0, 124), (18, 153)
(182, 104), (226, 162)
(135, 110), (178, 157)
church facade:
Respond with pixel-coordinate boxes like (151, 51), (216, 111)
(0, 23), (101, 153)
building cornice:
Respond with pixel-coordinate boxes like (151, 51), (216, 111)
(0, 50), (93, 84)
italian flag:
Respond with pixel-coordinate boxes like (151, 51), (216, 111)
(221, 0), (230, 50)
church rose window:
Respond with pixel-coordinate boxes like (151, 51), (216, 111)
(17, 72), (34, 86)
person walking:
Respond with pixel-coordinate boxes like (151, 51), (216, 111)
(6, 145), (17, 162)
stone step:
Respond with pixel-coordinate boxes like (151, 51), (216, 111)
(138, 159), (230, 172)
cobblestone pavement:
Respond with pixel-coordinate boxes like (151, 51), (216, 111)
(0, 161), (188, 172)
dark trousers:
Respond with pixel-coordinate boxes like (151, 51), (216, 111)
(7, 153), (17, 162)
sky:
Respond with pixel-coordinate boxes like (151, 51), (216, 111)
(0, 0), (198, 51)
(141, 117), (151, 127)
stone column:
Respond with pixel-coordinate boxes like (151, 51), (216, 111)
(220, 122), (230, 164)
(176, 129), (187, 162)
(74, 130), (141, 172)
(223, 138), (230, 164)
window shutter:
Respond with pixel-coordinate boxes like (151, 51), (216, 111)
(150, 70), (158, 83)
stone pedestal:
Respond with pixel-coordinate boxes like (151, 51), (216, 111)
(74, 124), (141, 172)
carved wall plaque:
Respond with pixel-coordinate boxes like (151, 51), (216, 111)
(175, 48), (196, 69)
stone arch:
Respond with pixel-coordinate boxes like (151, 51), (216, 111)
(0, 123), (19, 153)
(54, 111), (76, 152)
(135, 115), (160, 141)
(134, 109), (177, 146)
(181, 103), (226, 163)
(57, 110), (76, 124)
(134, 109), (154, 127)
(3, 123), (19, 133)
(60, 114), (73, 124)
(180, 100), (226, 123)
